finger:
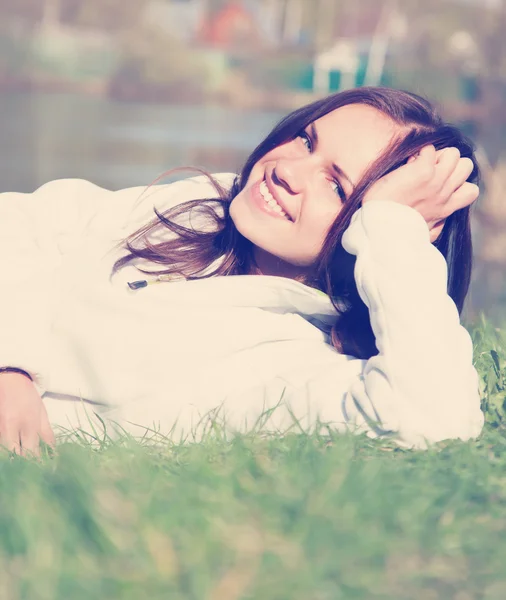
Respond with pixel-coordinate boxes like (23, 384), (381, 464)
(440, 157), (475, 198)
(444, 182), (480, 216)
(418, 144), (437, 163)
(0, 427), (21, 455)
(434, 148), (448, 164)
(408, 144), (437, 182)
(435, 147), (459, 164)
(40, 412), (56, 449)
(433, 147), (461, 189)
(20, 430), (40, 458)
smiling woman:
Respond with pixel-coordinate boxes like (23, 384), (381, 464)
(230, 105), (399, 274)
(0, 87), (483, 454)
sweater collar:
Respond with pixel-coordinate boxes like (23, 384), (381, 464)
(128, 274), (341, 328)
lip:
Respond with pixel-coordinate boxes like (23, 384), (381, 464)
(249, 180), (292, 222)
(264, 175), (294, 220)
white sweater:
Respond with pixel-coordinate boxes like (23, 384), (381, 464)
(0, 174), (484, 448)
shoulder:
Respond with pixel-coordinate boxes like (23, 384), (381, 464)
(117, 172), (238, 222)
(27, 172), (238, 201)
(16, 173), (238, 221)
(112, 172), (238, 236)
(116, 172), (237, 199)
(155, 172), (237, 204)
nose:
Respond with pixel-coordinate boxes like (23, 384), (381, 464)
(272, 157), (306, 195)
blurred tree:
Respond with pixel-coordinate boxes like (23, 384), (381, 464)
(0, 0), (44, 26)
(110, 19), (211, 100)
(469, 150), (506, 320)
(390, 0), (506, 82)
(0, 0), (152, 31)
(313, 0), (343, 50)
(60, 0), (150, 31)
(258, 0), (344, 49)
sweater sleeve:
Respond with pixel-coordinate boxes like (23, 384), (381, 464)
(0, 173), (236, 393)
(339, 200), (484, 448)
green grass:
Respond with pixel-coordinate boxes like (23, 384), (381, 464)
(1, 319), (506, 600)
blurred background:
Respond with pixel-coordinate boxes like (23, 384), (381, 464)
(0, 0), (504, 319)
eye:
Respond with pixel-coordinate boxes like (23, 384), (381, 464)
(330, 179), (346, 202)
(297, 128), (346, 202)
(297, 131), (313, 152)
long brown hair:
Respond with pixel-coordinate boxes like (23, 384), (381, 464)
(114, 87), (480, 359)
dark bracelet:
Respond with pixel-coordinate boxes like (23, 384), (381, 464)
(0, 367), (33, 381)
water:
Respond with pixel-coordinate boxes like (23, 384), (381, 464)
(0, 91), (285, 192)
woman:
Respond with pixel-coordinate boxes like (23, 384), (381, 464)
(0, 87), (484, 454)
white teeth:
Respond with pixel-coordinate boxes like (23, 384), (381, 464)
(260, 181), (273, 202)
(260, 181), (290, 220)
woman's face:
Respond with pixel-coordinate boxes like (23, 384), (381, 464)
(230, 104), (403, 278)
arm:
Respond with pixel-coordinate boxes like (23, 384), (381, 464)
(341, 200), (484, 448)
(0, 173), (235, 453)
(0, 173), (236, 389)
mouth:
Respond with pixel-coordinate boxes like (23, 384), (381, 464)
(259, 178), (293, 221)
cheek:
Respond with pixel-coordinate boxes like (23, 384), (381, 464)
(245, 145), (294, 183)
(246, 153), (274, 182)
(246, 162), (264, 184)
(301, 198), (341, 240)
(289, 209), (340, 264)
(228, 195), (242, 228)
(229, 191), (254, 239)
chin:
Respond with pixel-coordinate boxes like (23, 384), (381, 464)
(230, 198), (262, 240)
(229, 204), (249, 238)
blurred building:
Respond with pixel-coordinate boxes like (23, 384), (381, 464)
(144, 0), (274, 50)
(197, 1), (260, 49)
(144, 0), (203, 43)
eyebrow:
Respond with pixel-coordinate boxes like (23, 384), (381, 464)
(310, 122), (355, 191)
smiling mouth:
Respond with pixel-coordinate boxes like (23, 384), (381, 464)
(259, 180), (292, 221)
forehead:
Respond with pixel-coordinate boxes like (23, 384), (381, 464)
(314, 104), (402, 185)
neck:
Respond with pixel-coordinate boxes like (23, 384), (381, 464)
(252, 247), (310, 282)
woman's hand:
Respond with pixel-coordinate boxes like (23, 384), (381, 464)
(362, 144), (480, 242)
(0, 372), (55, 456)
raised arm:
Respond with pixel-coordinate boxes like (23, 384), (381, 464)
(341, 200), (483, 447)
(341, 145), (483, 447)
